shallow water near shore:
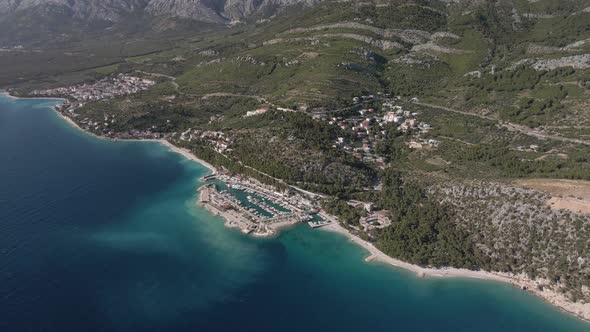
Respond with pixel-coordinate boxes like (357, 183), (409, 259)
(1, 95), (589, 332)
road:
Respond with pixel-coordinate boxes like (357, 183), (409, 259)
(134, 70), (180, 92)
(200, 92), (272, 104)
(210, 150), (326, 200)
(413, 101), (590, 146)
(238, 162), (326, 199)
(304, 97), (385, 116)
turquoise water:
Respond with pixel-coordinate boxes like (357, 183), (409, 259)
(1, 95), (589, 332)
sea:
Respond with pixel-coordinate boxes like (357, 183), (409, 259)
(1, 95), (589, 332)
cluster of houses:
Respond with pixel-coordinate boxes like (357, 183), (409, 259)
(55, 100), (82, 113)
(245, 107), (297, 117)
(179, 129), (233, 154)
(0, 45), (24, 52)
(407, 138), (441, 149)
(515, 144), (540, 152)
(74, 115), (166, 139)
(235, 56), (265, 66)
(31, 74), (155, 102)
(327, 96), (435, 161)
(346, 200), (392, 234)
(359, 210), (392, 233)
(245, 108), (269, 117)
(77, 113), (118, 131)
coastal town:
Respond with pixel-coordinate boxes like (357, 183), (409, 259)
(30, 74), (155, 103)
(25, 74), (170, 139)
(26, 74), (350, 238)
(27, 75), (437, 242)
(30, 74), (410, 237)
(27, 70), (438, 163)
(176, 94), (437, 167)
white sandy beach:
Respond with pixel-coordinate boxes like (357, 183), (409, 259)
(322, 222), (590, 322)
(158, 140), (217, 174)
(1, 90), (68, 102)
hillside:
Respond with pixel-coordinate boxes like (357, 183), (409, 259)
(0, 0), (322, 45)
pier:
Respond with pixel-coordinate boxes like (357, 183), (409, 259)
(199, 174), (218, 182)
(308, 220), (331, 228)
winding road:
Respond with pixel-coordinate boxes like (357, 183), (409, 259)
(413, 101), (590, 146)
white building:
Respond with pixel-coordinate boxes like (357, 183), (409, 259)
(245, 108), (269, 117)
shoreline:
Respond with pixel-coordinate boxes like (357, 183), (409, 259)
(321, 222), (590, 323)
(158, 140), (217, 175)
(20, 93), (218, 176)
(1, 90), (216, 175)
(4, 90), (589, 324)
(0, 90), (68, 102)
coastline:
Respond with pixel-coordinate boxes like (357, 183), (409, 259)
(4, 90), (589, 324)
(0, 90), (68, 102)
(158, 140), (217, 175)
(19, 92), (218, 175)
(322, 222), (590, 323)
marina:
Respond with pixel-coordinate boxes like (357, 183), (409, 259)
(197, 174), (327, 237)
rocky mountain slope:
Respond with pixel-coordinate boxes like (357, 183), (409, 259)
(0, 0), (324, 45)
(0, 0), (321, 23)
(0, 0), (150, 20)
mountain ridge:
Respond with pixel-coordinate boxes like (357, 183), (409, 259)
(0, 0), (323, 23)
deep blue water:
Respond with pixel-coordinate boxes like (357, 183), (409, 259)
(1, 95), (589, 332)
